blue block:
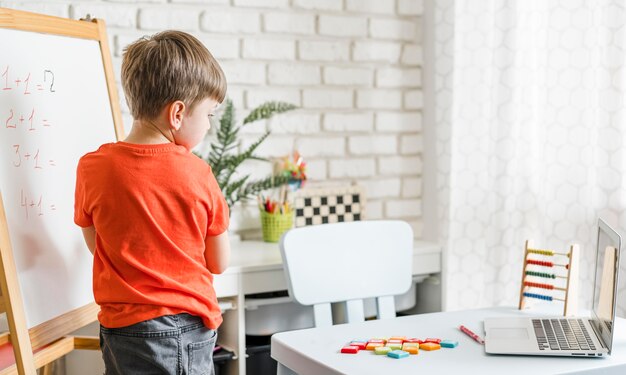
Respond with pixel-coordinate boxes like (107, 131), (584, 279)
(387, 350), (410, 359)
(440, 340), (458, 348)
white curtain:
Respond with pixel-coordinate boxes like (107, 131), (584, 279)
(433, 0), (626, 314)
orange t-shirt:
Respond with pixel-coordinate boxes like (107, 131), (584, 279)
(74, 142), (229, 329)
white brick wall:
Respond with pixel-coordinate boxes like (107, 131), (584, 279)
(346, 0), (395, 15)
(299, 40), (350, 61)
(348, 135), (397, 155)
(1, 0), (424, 229)
(139, 8), (200, 31)
(353, 41), (403, 62)
(242, 38), (295, 60)
(370, 18), (420, 41)
(319, 15), (368, 37)
(264, 12), (315, 34)
(268, 63), (320, 85)
(293, 0), (341, 11)
(324, 112), (373, 132)
(376, 112), (422, 132)
(329, 158), (376, 178)
(200, 10), (261, 33)
(324, 66), (373, 86)
(303, 89), (353, 108)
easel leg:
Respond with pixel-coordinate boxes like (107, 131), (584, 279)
(41, 362), (53, 375)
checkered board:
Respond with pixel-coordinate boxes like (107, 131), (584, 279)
(293, 185), (366, 227)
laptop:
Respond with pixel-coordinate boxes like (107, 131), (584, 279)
(484, 218), (622, 357)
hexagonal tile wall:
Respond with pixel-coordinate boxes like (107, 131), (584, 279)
(432, 0), (626, 315)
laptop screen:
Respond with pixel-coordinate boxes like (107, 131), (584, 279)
(590, 219), (622, 354)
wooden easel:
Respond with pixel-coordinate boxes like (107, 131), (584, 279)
(0, 7), (123, 374)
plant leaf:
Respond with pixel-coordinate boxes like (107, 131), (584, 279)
(243, 101), (298, 125)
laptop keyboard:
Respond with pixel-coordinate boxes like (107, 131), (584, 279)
(532, 319), (596, 351)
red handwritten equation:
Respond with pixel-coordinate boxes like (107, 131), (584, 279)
(20, 189), (56, 220)
(2, 66), (55, 93)
(5, 108), (52, 131)
(2, 65), (58, 220)
(11, 145), (56, 169)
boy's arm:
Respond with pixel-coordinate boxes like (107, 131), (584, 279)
(81, 226), (96, 255)
(204, 231), (230, 274)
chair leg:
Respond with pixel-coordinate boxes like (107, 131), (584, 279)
(313, 303), (333, 327)
(377, 296), (396, 320)
(277, 363), (297, 375)
(345, 300), (365, 323)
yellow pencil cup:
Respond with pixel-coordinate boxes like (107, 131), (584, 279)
(260, 210), (293, 243)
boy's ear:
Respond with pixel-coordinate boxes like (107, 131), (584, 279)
(167, 101), (186, 131)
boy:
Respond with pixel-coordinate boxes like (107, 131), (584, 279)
(74, 30), (230, 375)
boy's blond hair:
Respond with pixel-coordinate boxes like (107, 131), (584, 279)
(121, 30), (227, 120)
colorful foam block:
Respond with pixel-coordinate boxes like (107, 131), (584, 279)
(387, 350), (410, 359)
(368, 339), (386, 344)
(349, 341), (367, 350)
(402, 342), (418, 348)
(387, 343), (403, 350)
(419, 342), (441, 351)
(425, 338), (441, 344)
(404, 338), (422, 344)
(389, 336), (406, 341)
(366, 342), (384, 350)
(374, 346), (392, 355)
(340, 346), (360, 354)
(403, 346), (419, 355)
(440, 340), (458, 348)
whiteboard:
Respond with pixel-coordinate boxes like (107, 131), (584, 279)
(0, 28), (117, 328)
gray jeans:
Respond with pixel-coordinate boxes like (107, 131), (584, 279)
(100, 313), (217, 375)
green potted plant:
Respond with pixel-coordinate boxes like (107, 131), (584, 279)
(196, 99), (297, 212)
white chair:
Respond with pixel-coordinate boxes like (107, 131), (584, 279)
(279, 220), (414, 328)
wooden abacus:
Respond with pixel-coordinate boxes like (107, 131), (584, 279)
(518, 241), (579, 316)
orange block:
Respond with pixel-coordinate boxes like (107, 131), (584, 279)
(389, 336), (407, 341)
(419, 342), (441, 351)
(403, 346), (419, 355)
(366, 342), (384, 350)
(368, 339), (386, 344)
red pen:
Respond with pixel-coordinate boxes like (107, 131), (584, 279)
(459, 325), (485, 344)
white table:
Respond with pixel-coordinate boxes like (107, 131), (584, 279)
(212, 239), (442, 375)
(271, 307), (626, 375)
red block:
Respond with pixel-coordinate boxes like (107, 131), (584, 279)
(349, 342), (367, 350)
(425, 338), (441, 344)
(341, 346), (360, 354)
(405, 338), (422, 344)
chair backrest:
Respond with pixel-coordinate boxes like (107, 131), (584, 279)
(279, 220), (413, 327)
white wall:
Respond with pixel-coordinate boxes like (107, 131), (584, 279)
(0, 0), (425, 235)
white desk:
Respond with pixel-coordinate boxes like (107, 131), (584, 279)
(271, 307), (626, 375)
(211, 239), (442, 375)
(213, 239), (442, 297)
